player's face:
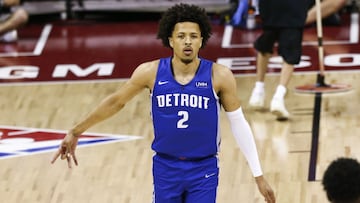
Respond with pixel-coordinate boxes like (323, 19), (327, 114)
(169, 22), (203, 64)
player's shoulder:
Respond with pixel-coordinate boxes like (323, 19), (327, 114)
(129, 59), (160, 89)
(137, 59), (160, 71)
(211, 62), (233, 78)
(133, 59), (160, 76)
(211, 62), (236, 92)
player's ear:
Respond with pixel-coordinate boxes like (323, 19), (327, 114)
(169, 37), (173, 48)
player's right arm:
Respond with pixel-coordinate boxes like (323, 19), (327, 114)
(51, 60), (159, 168)
(70, 60), (158, 136)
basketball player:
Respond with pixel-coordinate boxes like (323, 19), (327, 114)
(248, 0), (310, 120)
(322, 157), (360, 203)
(51, 4), (275, 203)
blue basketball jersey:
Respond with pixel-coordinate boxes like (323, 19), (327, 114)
(151, 57), (221, 158)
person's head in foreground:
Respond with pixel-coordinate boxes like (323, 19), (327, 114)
(322, 157), (360, 203)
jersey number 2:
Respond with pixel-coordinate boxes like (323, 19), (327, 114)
(177, 111), (189, 128)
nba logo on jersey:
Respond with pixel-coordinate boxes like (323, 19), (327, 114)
(0, 125), (141, 159)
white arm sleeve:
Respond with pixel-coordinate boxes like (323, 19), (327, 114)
(226, 107), (263, 177)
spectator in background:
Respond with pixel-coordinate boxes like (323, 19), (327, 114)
(322, 157), (360, 203)
(0, 0), (28, 42)
(306, 0), (347, 26)
(248, 0), (309, 120)
(231, 0), (346, 28)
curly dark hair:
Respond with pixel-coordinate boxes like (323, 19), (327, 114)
(322, 157), (360, 203)
(157, 3), (212, 48)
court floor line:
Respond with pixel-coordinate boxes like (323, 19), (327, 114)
(0, 24), (52, 57)
(308, 92), (322, 181)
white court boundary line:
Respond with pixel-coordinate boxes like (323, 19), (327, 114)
(0, 24), (52, 57)
(222, 13), (359, 48)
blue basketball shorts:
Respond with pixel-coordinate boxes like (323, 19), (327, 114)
(152, 154), (219, 203)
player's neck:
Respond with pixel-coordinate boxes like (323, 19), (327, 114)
(171, 57), (200, 74)
(171, 57), (200, 85)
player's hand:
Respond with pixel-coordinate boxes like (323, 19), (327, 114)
(255, 175), (276, 203)
(51, 131), (79, 168)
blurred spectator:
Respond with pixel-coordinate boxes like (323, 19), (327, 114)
(231, 0), (347, 28)
(248, 0), (309, 120)
(230, 0), (249, 27)
(306, 0), (347, 26)
(0, 0), (28, 42)
(322, 157), (360, 203)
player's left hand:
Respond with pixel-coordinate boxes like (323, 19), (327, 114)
(255, 175), (276, 203)
(51, 131), (79, 168)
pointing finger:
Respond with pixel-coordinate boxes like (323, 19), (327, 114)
(51, 150), (61, 164)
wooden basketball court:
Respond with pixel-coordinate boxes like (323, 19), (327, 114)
(0, 9), (359, 203)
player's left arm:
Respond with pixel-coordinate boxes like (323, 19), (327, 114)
(213, 63), (262, 175)
(213, 63), (276, 203)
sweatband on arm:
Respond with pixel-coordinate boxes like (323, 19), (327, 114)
(226, 107), (263, 177)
